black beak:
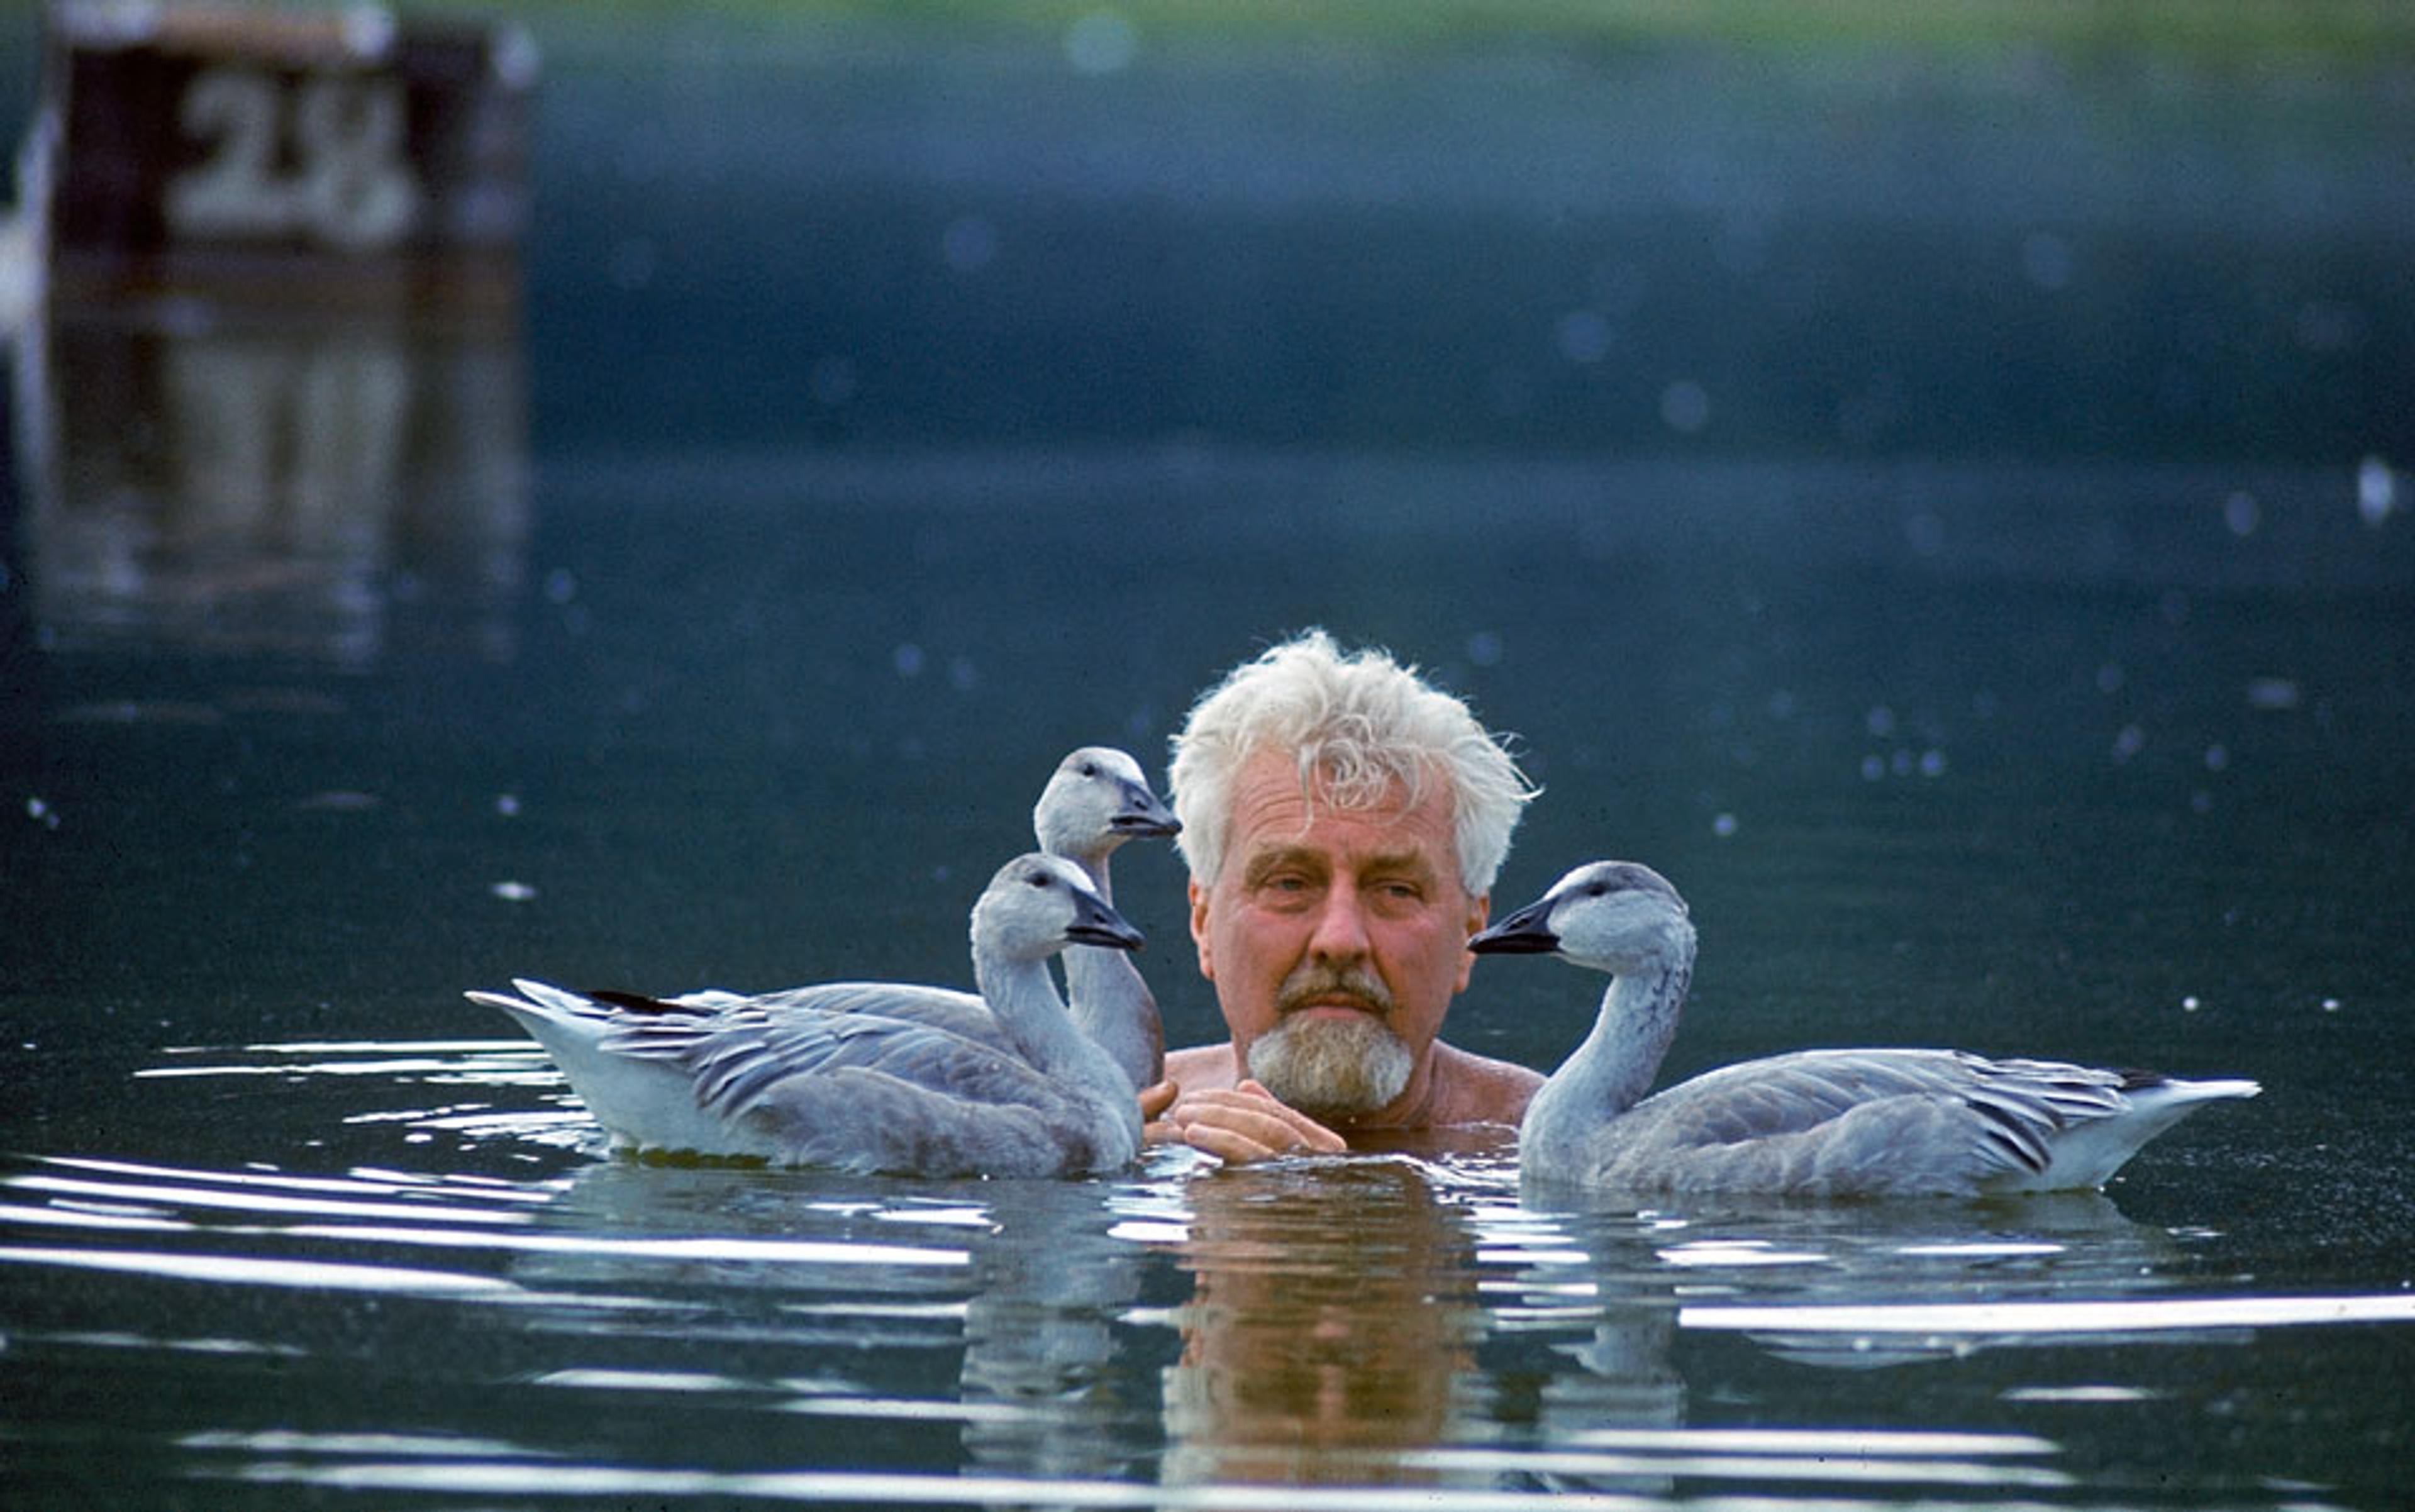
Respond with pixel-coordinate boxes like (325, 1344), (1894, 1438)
(1067, 891), (1146, 952)
(1467, 898), (1559, 955)
(1109, 781), (1181, 838)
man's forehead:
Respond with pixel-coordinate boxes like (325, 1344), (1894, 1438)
(1227, 755), (1458, 869)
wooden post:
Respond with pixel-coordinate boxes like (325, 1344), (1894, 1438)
(27, 0), (535, 322)
(6, 3), (536, 665)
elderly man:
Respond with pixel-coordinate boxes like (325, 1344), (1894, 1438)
(1148, 630), (1543, 1162)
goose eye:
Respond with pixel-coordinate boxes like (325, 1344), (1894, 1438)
(1026, 871), (1052, 889)
(1585, 881), (1611, 898)
(1079, 762), (1099, 778)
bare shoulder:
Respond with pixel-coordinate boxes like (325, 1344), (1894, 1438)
(1163, 1042), (1241, 1093)
(1430, 1041), (1545, 1126)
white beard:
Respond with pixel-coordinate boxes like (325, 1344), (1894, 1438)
(1246, 1013), (1414, 1121)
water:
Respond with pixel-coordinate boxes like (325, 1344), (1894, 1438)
(2, 1058), (2407, 1507)
(4, 8), (2413, 1509)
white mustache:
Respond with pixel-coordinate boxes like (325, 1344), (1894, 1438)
(1274, 964), (1394, 1018)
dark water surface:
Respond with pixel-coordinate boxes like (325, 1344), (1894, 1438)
(4, 8), (2412, 1508)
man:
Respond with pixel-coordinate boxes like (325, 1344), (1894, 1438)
(1146, 630), (1543, 1162)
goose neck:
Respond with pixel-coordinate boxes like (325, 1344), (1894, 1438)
(1524, 959), (1692, 1160)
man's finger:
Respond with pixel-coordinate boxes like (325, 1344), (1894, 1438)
(1228, 1081), (1348, 1152)
(1136, 1079), (1179, 1122)
(1169, 1092), (1346, 1159)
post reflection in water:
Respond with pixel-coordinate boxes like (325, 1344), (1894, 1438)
(1160, 1159), (1486, 1491)
(12, 309), (527, 667)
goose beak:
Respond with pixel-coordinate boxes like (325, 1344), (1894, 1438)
(1109, 781), (1181, 839)
(1467, 898), (1559, 955)
(1067, 892), (1146, 952)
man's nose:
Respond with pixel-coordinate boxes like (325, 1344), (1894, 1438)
(1307, 882), (1373, 963)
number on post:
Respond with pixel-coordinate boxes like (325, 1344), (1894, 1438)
(165, 65), (423, 251)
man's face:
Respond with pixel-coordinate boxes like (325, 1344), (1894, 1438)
(1189, 750), (1488, 1121)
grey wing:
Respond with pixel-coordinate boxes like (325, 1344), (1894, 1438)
(655, 982), (1002, 1047)
(602, 1004), (1055, 1123)
(1609, 1050), (2138, 1194)
(592, 985), (996, 1064)
(672, 1008), (1118, 1177)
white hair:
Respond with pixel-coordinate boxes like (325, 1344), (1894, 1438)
(1168, 629), (1538, 896)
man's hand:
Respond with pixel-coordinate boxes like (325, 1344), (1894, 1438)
(1148, 1079), (1349, 1164)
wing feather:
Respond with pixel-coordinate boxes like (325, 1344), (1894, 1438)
(1591, 1048), (2153, 1195)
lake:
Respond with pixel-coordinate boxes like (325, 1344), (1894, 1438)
(3, 6), (2411, 1508)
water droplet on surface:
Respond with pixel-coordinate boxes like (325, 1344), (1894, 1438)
(489, 881), (536, 903)
(494, 794), (521, 818)
(940, 214), (997, 274)
(1465, 631), (1503, 667)
(2182, 995), (2201, 1013)
(2111, 724), (2146, 762)
(892, 643), (926, 679)
(2357, 455), (2397, 526)
(2223, 491), (2259, 536)
(1711, 813), (1738, 838)
(2245, 677), (2300, 711)
(1064, 9), (1136, 74)
(297, 791), (380, 813)
(1659, 379), (1711, 435)
(1553, 309), (1612, 365)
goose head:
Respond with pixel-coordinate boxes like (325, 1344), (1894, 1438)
(974, 853), (1148, 964)
(1033, 747), (1181, 860)
(1468, 860), (1694, 975)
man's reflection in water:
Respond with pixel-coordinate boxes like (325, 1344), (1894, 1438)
(1160, 1159), (1486, 1489)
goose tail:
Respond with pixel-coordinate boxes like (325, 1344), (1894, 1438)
(2019, 1073), (2259, 1192)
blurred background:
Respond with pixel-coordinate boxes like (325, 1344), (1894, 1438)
(0, 0), (2408, 1102)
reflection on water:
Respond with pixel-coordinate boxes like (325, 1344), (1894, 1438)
(1163, 1159), (1486, 1491)
(1, 1039), (2401, 1508)
(11, 310), (526, 664)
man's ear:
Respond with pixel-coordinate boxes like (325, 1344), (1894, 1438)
(1454, 892), (1489, 993)
(1189, 877), (1216, 982)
